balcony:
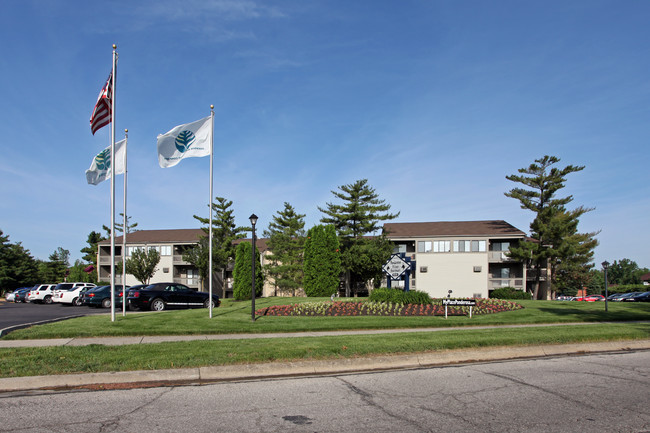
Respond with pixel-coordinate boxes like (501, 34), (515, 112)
(489, 279), (524, 289)
(173, 255), (189, 264)
(99, 255), (123, 264)
(488, 251), (513, 263)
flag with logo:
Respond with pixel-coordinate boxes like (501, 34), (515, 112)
(90, 72), (113, 135)
(86, 139), (126, 185)
(157, 116), (211, 168)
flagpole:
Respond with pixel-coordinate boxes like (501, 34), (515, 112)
(209, 105), (214, 318)
(122, 129), (128, 317)
(110, 44), (117, 323)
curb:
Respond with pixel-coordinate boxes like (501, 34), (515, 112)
(1, 339), (648, 392)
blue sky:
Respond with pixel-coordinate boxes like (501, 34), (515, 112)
(1, 0), (648, 269)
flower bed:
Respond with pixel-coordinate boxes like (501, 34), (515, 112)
(255, 299), (523, 317)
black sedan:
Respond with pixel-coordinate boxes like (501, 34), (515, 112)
(623, 291), (650, 302)
(127, 283), (220, 311)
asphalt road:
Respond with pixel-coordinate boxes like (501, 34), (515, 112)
(0, 300), (110, 334)
(1, 350), (648, 432)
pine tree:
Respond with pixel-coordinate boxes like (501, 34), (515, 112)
(303, 225), (341, 297)
(185, 197), (248, 288)
(263, 203), (306, 296)
(232, 241), (264, 301)
(505, 155), (598, 299)
(319, 179), (398, 296)
(0, 229), (39, 291)
(103, 213), (138, 236)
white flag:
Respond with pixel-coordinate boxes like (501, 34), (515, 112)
(86, 139), (126, 185)
(157, 116), (211, 168)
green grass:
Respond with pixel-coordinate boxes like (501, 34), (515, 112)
(1, 322), (648, 378)
(1, 298), (648, 379)
(3, 298), (649, 340)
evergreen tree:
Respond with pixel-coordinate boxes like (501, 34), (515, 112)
(103, 213), (138, 236)
(39, 247), (70, 282)
(319, 179), (399, 296)
(263, 202), (306, 296)
(232, 241), (264, 301)
(304, 225), (341, 297)
(505, 155), (598, 299)
(125, 248), (160, 285)
(80, 230), (105, 282)
(66, 259), (95, 283)
(0, 229), (39, 291)
(185, 197), (248, 288)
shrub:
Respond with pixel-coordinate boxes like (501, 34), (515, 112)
(369, 287), (432, 305)
(609, 284), (649, 294)
(490, 287), (532, 300)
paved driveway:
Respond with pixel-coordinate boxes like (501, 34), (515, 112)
(0, 300), (108, 335)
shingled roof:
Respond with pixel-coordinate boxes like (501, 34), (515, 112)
(383, 220), (526, 238)
(98, 229), (204, 245)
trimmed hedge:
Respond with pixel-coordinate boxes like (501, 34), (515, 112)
(489, 287), (532, 300)
(608, 284), (649, 294)
(369, 287), (432, 305)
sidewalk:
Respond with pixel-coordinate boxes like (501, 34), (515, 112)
(1, 324), (649, 393)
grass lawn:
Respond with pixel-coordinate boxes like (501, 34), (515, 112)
(3, 298), (650, 340)
(0, 298), (648, 378)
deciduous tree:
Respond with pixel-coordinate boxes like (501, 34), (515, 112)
(125, 248), (160, 285)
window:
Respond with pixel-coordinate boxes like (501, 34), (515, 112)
(491, 242), (510, 252)
(454, 240), (471, 252)
(417, 241), (432, 253)
(471, 240), (486, 252)
(160, 245), (172, 256)
(433, 241), (450, 252)
(394, 244), (407, 254)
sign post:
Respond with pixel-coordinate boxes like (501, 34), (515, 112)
(442, 299), (477, 319)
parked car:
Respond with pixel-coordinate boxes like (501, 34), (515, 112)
(52, 283), (97, 306)
(607, 293), (623, 301)
(612, 292), (642, 302)
(127, 283), (220, 311)
(26, 284), (58, 304)
(579, 294), (605, 302)
(5, 287), (30, 302)
(556, 294), (574, 301)
(14, 287), (33, 303)
(622, 291), (650, 302)
(82, 285), (129, 308)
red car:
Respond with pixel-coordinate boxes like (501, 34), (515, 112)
(575, 294), (605, 302)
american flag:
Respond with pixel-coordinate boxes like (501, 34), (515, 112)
(90, 72), (112, 135)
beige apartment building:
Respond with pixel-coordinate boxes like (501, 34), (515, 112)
(383, 220), (528, 298)
(98, 220), (532, 299)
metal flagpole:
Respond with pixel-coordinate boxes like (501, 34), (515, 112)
(122, 129), (128, 317)
(209, 105), (214, 318)
(110, 44), (117, 323)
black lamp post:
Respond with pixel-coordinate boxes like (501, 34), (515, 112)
(249, 214), (258, 322)
(602, 260), (610, 312)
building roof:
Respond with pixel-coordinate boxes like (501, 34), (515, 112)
(383, 220), (526, 238)
(640, 272), (650, 282)
(98, 229), (204, 245)
(98, 228), (269, 251)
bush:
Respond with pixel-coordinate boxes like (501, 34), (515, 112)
(609, 284), (648, 294)
(369, 287), (432, 305)
(489, 287), (532, 300)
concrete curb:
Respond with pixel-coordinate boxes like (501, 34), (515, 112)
(1, 339), (648, 392)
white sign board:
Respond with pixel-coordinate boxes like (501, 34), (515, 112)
(383, 254), (411, 279)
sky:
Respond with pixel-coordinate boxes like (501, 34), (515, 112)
(0, 0), (648, 269)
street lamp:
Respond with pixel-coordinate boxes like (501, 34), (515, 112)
(602, 260), (610, 312)
(249, 214), (258, 322)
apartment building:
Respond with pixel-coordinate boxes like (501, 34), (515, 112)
(383, 220), (528, 298)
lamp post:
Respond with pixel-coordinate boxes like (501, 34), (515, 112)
(602, 260), (610, 312)
(249, 214), (258, 322)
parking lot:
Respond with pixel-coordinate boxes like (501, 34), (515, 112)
(0, 300), (109, 336)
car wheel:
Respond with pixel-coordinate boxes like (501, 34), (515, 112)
(101, 298), (111, 308)
(150, 298), (165, 311)
(44, 296), (53, 304)
(72, 297), (82, 306)
(203, 298), (215, 308)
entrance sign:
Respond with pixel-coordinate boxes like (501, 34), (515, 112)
(383, 253), (411, 279)
(443, 299), (477, 319)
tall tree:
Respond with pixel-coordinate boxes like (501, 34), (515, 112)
(103, 213), (138, 237)
(40, 247), (70, 282)
(263, 203), (306, 296)
(125, 248), (160, 285)
(232, 241), (264, 301)
(303, 225), (341, 297)
(184, 197), (248, 288)
(0, 229), (39, 291)
(607, 258), (645, 285)
(505, 155), (598, 299)
(319, 179), (399, 296)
